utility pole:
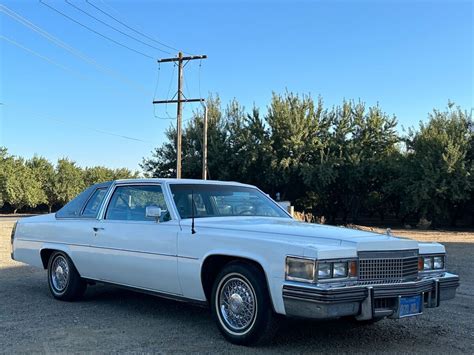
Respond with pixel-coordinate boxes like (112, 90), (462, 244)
(202, 104), (208, 180)
(153, 52), (207, 179)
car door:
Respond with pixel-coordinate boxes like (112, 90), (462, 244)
(87, 183), (181, 295)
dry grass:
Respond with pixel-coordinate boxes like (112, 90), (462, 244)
(349, 224), (474, 243)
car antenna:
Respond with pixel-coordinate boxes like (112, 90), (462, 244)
(191, 190), (196, 234)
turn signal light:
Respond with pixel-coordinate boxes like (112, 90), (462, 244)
(349, 260), (358, 277)
(418, 257), (424, 271)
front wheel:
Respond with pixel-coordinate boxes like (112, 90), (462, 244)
(47, 251), (86, 301)
(211, 262), (277, 345)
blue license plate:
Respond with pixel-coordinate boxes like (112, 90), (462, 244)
(399, 295), (422, 317)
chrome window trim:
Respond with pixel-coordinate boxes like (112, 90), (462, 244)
(55, 184), (111, 220)
(98, 182), (177, 222)
(80, 187), (108, 218)
(168, 183), (291, 220)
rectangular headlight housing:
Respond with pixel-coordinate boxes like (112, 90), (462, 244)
(317, 259), (357, 281)
(285, 257), (315, 283)
(333, 262), (348, 278)
(419, 254), (445, 271)
(318, 262), (332, 279)
(433, 256), (444, 269)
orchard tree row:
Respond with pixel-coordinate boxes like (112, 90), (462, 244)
(0, 152), (138, 213)
(142, 93), (473, 227)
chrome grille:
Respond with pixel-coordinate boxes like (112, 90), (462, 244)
(358, 250), (419, 283)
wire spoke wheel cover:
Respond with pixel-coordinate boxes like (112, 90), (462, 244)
(217, 274), (257, 335)
(51, 255), (70, 293)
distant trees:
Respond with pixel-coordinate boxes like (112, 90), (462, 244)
(1, 91), (471, 226)
(0, 156), (43, 213)
(0, 152), (138, 213)
(400, 105), (473, 226)
(142, 92), (473, 227)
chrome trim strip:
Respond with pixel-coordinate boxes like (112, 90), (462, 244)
(85, 278), (207, 306)
(17, 238), (199, 260)
(358, 249), (418, 259)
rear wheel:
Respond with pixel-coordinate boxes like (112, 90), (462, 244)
(211, 262), (277, 345)
(47, 251), (86, 301)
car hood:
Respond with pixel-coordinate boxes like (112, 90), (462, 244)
(189, 217), (420, 252)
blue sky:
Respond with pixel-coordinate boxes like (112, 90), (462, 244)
(0, 0), (472, 171)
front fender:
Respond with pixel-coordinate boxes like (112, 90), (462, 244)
(194, 249), (286, 314)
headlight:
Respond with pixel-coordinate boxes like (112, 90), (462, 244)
(333, 262), (348, 277)
(317, 260), (357, 280)
(419, 254), (445, 271)
(423, 257), (433, 270)
(285, 257), (315, 283)
(433, 256), (444, 269)
(317, 262), (332, 279)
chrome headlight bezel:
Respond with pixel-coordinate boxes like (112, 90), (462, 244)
(419, 254), (446, 272)
(285, 256), (358, 284)
(285, 256), (316, 283)
(316, 259), (357, 281)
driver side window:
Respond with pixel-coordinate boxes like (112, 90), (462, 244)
(105, 185), (170, 222)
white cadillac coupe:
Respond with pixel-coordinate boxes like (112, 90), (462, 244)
(11, 179), (459, 345)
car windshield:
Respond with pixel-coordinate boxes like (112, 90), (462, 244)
(169, 184), (289, 219)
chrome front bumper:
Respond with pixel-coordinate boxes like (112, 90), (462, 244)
(282, 272), (460, 320)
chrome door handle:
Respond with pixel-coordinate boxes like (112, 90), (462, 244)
(93, 227), (104, 232)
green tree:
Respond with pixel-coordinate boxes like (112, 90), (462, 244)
(112, 167), (140, 180)
(1, 157), (44, 213)
(265, 92), (324, 201)
(54, 159), (84, 205)
(141, 95), (227, 179)
(0, 147), (13, 208)
(402, 105), (472, 226)
(83, 166), (115, 186)
(141, 93), (473, 227)
(26, 156), (55, 212)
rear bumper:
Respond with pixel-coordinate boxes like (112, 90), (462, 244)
(282, 272), (460, 320)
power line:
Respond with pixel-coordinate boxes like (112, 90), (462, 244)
(2, 102), (152, 144)
(164, 63), (177, 118)
(152, 63), (174, 120)
(0, 34), (86, 79)
(65, 0), (172, 55)
(0, 4), (150, 94)
(86, 0), (191, 55)
(39, 0), (155, 60)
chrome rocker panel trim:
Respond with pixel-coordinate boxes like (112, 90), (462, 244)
(282, 272), (460, 320)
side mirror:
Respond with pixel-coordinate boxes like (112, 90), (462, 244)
(146, 206), (167, 222)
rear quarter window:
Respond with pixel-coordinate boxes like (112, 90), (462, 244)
(55, 182), (111, 219)
(82, 188), (108, 218)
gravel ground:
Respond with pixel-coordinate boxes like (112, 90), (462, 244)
(1, 220), (473, 353)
